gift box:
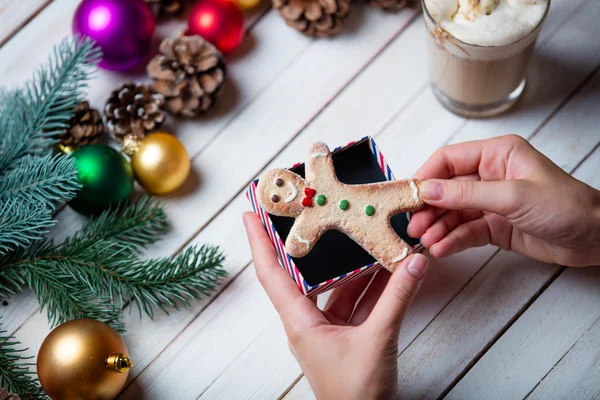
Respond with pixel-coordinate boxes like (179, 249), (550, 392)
(246, 136), (422, 297)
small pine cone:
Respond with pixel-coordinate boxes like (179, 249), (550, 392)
(369, 0), (418, 12)
(104, 82), (166, 142)
(0, 388), (20, 400)
(143, 0), (183, 18)
(147, 35), (226, 117)
(273, 0), (350, 37)
(59, 101), (104, 149)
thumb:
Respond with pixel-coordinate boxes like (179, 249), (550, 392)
(419, 179), (526, 216)
(366, 254), (429, 335)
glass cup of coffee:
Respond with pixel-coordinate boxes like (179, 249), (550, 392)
(422, 0), (550, 118)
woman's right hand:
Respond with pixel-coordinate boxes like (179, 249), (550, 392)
(408, 134), (600, 267)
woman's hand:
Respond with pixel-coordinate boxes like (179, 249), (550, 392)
(243, 212), (429, 400)
(408, 134), (600, 267)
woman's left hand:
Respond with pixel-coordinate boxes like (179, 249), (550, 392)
(243, 212), (429, 400)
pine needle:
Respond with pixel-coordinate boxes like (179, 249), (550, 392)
(0, 321), (47, 399)
(0, 200), (55, 256)
(0, 154), (80, 208)
(0, 36), (101, 169)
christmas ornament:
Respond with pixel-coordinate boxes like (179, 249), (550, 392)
(73, 0), (156, 71)
(59, 101), (104, 150)
(187, 0), (244, 54)
(125, 132), (190, 194)
(147, 35), (226, 117)
(273, 0), (350, 37)
(37, 319), (132, 400)
(69, 144), (134, 215)
(144, 0), (184, 18)
(233, 0), (262, 11)
(104, 82), (166, 143)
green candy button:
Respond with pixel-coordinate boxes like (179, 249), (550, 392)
(339, 199), (349, 211)
(365, 205), (375, 216)
(316, 194), (327, 206)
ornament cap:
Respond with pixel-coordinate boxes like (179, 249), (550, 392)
(122, 135), (142, 156)
(58, 143), (74, 154)
(106, 353), (133, 373)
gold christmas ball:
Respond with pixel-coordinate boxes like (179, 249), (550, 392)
(130, 132), (191, 194)
(234, 0), (262, 11)
(37, 319), (132, 400)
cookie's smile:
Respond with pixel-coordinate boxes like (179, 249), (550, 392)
(284, 181), (298, 203)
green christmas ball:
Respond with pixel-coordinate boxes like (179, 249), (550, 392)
(69, 144), (134, 216)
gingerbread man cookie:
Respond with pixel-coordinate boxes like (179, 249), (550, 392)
(256, 142), (424, 273)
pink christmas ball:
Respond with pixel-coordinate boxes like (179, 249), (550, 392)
(73, 0), (156, 71)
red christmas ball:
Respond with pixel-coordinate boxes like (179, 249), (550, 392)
(187, 0), (244, 54)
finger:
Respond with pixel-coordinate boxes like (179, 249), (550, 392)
(324, 274), (374, 322)
(243, 212), (326, 328)
(349, 269), (391, 326)
(407, 205), (445, 238)
(408, 175), (481, 238)
(413, 135), (528, 181)
(429, 218), (491, 258)
(365, 254), (429, 335)
(413, 141), (486, 179)
(421, 209), (482, 248)
(421, 210), (460, 248)
(419, 179), (527, 217)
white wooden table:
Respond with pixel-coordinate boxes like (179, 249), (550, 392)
(2, 0), (600, 398)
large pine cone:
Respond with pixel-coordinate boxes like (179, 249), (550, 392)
(104, 82), (166, 142)
(273, 0), (350, 37)
(59, 101), (104, 149)
(147, 35), (226, 117)
(369, 0), (417, 11)
(143, 0), (183, 18)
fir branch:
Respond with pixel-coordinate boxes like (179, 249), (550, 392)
(0, 36), (101, 170)
(0, 322), (47, 399)
(0, 200), (54, 256)
(0, 197), (226, 332)
(57, 196), (170, 255)
(0, 154), (80, 208)
(24, 263), (124, 332)
(53, 244), (227, 318)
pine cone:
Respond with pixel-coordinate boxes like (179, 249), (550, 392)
(147, 35), (226, 117)
(59, 101), (104, 149)
(273, 0), (350, 37)
(0, 388), (20, 400)
(143, 0), (183, 18)
(104, 82), (166, 142)
(369, 0), (417, 11)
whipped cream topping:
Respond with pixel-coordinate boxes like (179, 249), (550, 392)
(424, 0), (549, 46)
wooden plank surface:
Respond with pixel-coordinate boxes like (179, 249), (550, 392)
(0, 0), (50, 47)
(393, 70), (600, 400)
(285, 0), (600, 397)
(0, 0), (275, 335)
(526, 317), (600, 399)
(1, 0), (599, 397)
(446, 146), (600, 400)
(139, 0), (599, 394)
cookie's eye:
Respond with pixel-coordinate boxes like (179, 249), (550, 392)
(275, 178), (284, 187)
(271, 194), (280, 203)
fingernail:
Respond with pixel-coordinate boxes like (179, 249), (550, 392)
(420, 180), (443, 201)
(406, 255), (429, 280)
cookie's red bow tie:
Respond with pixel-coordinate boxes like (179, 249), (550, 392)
(302, 187), (316, 207)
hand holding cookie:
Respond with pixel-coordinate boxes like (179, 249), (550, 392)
(256, 142), (425, 272)
(409, 134), (600, 267)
